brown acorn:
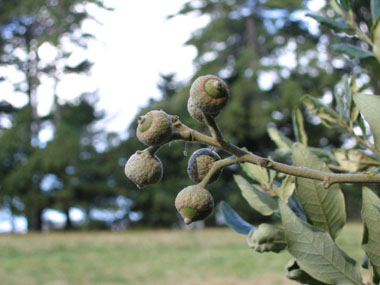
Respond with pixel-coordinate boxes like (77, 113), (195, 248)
(124, 150), (163, 189)
(136, 110), (172, 146)
(189, 75), (229, 114)
(187, 148), (222, 184)
(175, 185), (214, 225)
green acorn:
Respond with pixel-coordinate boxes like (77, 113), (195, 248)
(187, 148), (222, 184)
(124, 150), (163, 189)
(189, 75), (229, 114)
(175, 185), (214, 225)
(136, 110), (172, 146)
(247, 223), (287, 253)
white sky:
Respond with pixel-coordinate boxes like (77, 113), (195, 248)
(60, 1), (208, 135)
(85, 1), (209, 135)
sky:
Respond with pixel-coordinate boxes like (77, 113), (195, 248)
(51, 0), (208, 136)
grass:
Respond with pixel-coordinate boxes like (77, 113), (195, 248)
(0, 224), (365, 285)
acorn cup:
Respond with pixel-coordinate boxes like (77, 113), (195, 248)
(187, 96), (219, 122)
(187, 148), (222, 184)
(136, 110), (173, 146)
(175, 185), (214, 225)
(189, 75), (230, 115)
(124, 150), (163, 189)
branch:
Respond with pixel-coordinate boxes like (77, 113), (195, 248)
(168, 117), (380, 188)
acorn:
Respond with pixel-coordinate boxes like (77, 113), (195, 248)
(247, 223), (287, 253)
(124, 150), (163, 189)
(187, 148), (222, 184)
(175, 185), (214, 225)
(136, 110), (172, 146)
(189, 75), (229, 114)
(187, 96), (219, 122)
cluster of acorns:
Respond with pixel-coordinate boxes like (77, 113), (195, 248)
(124, 75), (230, 224)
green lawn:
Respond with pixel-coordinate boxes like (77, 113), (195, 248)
(0, 224), (365, 285)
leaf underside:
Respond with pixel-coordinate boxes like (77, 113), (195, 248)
(280, 201), (362, 285)
(292, 143), (346, 239)
(361, 187), (380, 281)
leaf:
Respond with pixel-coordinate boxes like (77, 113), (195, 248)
(219, 201), (256, 235)
(343, 74), (352, 115)
(267, 127), (293, 151)
(301, 95), (342, 128)
(372, 16), (380, 64)
(233, 175), (278, 216)
(361, 187), (380, 281)
(273, 175), (295, 203)
(339, 0), (352, 11)
(332, 43), (375, 59)
(307, 14), (353, 32)
(334, 85), (344, 119)
(285, 259), (326, 285)
(353, 93), (380, 152)
(292, 107), (308, 146)
(371, 0), (380, 25)
(292, 143), (346, 239)
(241, 163), (269, 185)
(279, 201), (363, 285)
(333, 149), (380, 172)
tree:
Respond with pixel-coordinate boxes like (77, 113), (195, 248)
(0, 0), (108, 231)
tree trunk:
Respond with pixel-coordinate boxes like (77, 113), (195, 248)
(27, 208), (43, 232)
(64, 207), (74, 230)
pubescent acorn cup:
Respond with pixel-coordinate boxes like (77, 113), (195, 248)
(175, 185), (214, 225)
(187, 148), (222, 184)
(187, 95), (219, 123)
(124, 150), (163, 189)
(136, 110), (172, 146)
(189, 75), (229, 114)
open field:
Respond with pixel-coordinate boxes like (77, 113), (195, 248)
(0, 224), (364, 284)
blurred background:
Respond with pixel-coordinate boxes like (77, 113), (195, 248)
(0, 0), (377, 233)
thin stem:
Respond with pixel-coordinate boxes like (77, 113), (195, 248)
(199, 156), (238, 187)
(203, 113), (223, 141)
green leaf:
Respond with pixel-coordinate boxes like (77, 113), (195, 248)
(333, 149), (380, 172)
(307, 14), (353, 32)
(273, 175), (295, 203)
(219, 201), (256, 235)
(247, 223), (287, 253)
(334, 85), (344, 119)
(353, 93), (380, 152)
(285, 259), (326, 285)
(372, 15), (380, 62)
(233, 175), (278, 216)
(301, 95), (341, 128)
(371, 0), (380, 25)
(361, 187), (380, 281)
(241, 163), (269, 185)
(332, 43), (375, 59)
(343, 74), (352, 115)
(292, 107), (308, 146)
(339, 0), (352, 11)
(267, 127), (293, 151)
(292, 143), (346, 239)
(279, 201), (363, 285)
